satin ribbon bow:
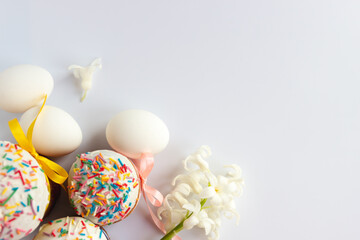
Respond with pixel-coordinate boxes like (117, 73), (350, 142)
(137, 153), (181, 240)
(8, 96), (68, 186)
(137, 153), (166, 231)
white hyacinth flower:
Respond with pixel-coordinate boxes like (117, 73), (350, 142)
(183, 145), (212, 171)
(183, 200), (215, 235)
(172, 170), (208, 194)
(68, 58), (102, 102)
(158, 146), (244, 240)
(158, 195), (188, 231)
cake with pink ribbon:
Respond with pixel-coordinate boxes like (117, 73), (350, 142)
(67, 150), (140, 226)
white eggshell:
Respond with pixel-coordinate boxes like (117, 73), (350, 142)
(19, 105), (82, 157)
(106, 109), (169, 159)
(0, 65), (54, 113)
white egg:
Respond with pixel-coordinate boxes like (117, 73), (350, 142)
(19, 105), (82, 157)
(106, 110), (169, 159)
(0, 65), (54, 113)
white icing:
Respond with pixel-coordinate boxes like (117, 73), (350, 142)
(0, 141), (50, 240)
(68, 150), (140, 226)
(33, 216), (109, 240)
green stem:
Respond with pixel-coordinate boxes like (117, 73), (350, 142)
(160, 214), (188, 240)
(200, 198), (207, 207)
(81, 90), (88, 102)
(160, 199), (208, 240)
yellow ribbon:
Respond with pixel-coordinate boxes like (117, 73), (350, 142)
(8, 95), (68, 186)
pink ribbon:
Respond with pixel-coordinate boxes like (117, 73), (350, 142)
(136, 153), (166, 231)
(133, 153), (181, 240)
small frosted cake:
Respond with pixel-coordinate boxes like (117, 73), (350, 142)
(68, 150), (140, 226)
(33, 216), (110, 240)
(0, 141), (50, 240)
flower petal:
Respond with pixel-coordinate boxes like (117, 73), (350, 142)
(172, 173), (204, 194)
(157, 206), (167, 220)
(165, 195), (181, 209)
(224, 164), (242, 178)
(198, 145), (212, 158)
(199, 220), (213, 235)
(183, 215), (200, 230)
(170, 209), (187, 226)
(225, 182), (238, 194)
(210, 193), (223, 205)
(174, 183), (191, 196)
(183, 199), (201, 213)
(200, 186), (216, 199)
(183, 146), (212, 171)
(204, 171), (218, 186)
(172, 192), (189, 206)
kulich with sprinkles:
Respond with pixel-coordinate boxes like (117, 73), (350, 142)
(0, 141), (50, 240)
(68, 150), (140, 226)
(33, 216), (110, 240)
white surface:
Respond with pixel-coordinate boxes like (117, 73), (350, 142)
(1, 1), (360, 239)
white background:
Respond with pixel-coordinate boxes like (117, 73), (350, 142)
(1, 1), (360, 239)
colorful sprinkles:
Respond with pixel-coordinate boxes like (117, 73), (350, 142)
(68, 150), (140, 226)
(0, 141), (49, 240)
(36, 216), (108, 240)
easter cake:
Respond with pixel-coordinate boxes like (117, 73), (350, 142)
(68, 150), (140, 226)
(33, 216), (109, 240)
(0, 141), (50, 240)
